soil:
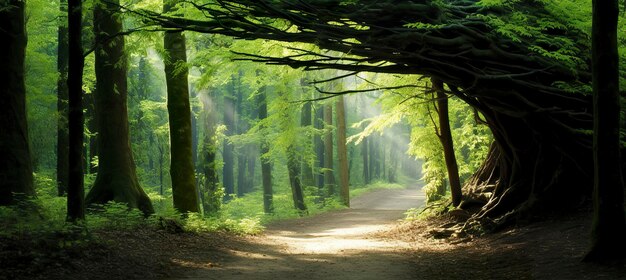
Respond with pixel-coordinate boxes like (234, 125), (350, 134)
(4, 188), (626, 280)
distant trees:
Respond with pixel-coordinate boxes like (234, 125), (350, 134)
(0, 0), (35, 206)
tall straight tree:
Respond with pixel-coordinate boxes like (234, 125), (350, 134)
(86, 0), (153, 215)
(300, 80), (315, 187)
(324, 101), (336, 196)
(66, 0), (85, 221)
(314, 103), (325, 189)
(257, 86), (273, 213)
(432, 78), (462, 207)
(584, 0), (626, 261)
(0, 0), (34, 206)
(336, 96), (349, 207)
(57, 0), (69, 196)
(163, 0), (199, 213)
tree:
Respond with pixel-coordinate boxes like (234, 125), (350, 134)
(163, 0), (199, 214)
(222, 78), (236, 200)
(66, 0), (86, 221)
(323, 101), (336, 196)
(336, 95), (350, 206)
(200, 89), (221, 214)
(300, 92), (315, 188)
(0, 0), (35, 206)
(57, 0), (69, 197)
(584, 0), (626, 261)
(86, 0), (153, 215)
(432, 78), (462, 207)
(138, 0), (597, 227)
(257, 86), (273, 213)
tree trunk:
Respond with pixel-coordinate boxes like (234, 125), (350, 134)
(86, 0), (153, 215)
(257, 87), (273, 213)
(584, 0), (626, 261)
(287, 146), (307, 213)
(336, 96), (350, 207)
(301, 99), (315, 187)
(314, 104), (325, 190)
(433, 78), (463, 207)
(66, 0), (86, 221)
(222, 79), (236, 200)
(0, 0), (35, 206)
(362, 137), (369, 184)
(86, 91), (98, 174)
(57, 0), (69, 197)
(324, 102), (336, 196)
(163, 0), (199, 214)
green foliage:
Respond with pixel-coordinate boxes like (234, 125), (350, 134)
(404, 199), (454, 221)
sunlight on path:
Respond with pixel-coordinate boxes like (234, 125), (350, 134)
(167, 187), (425, 280)
(263, 188), (426, 255)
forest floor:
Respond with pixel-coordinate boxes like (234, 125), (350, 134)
(6, 187), (626, 280)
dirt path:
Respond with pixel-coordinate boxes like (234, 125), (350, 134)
(168, 188), (426, 280)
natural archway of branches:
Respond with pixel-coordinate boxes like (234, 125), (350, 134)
(134, 0), (595, 229)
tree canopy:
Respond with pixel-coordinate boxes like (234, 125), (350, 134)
(134, 0), (600, 228)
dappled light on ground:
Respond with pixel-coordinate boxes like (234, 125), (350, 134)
(165, 188), (425, 280)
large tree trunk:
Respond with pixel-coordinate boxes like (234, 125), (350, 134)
(257, 87), (273, 214)
(66, 0), (86, 222)
(57, 0), (69, 197)
(0, 0), (34, 206)
(324, 102), (336, 196)
(584, 0), (626, 261)
(336, 96), (350, 207)
(163, 0), (199, 214)
(222, 79), (236, 200)
(86, 0), (153, 215)
(433, 79), (462, 207)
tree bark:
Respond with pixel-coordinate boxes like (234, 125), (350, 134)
(362, 137), (369, 184)
(336, 96), (350, 207)
(324, 102), (336, 196)
(257, 87), (273, 213)
(163, 0), (199, 214)
(66, 0), (86, 222)
(301, 99), (315, 187)
(432, 78), (463, 207)
(86, 0), (153, 215)
(287, 146), (307, 213)
(584, 0), (626, 261)
(314, 104), (325, 190)
(0, 0), (35, 206)
(57, 0), (69, 197)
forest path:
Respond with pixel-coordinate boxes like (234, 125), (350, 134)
(168, 187), (425, 280)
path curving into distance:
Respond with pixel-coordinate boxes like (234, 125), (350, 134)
(168, 187), (426, 280)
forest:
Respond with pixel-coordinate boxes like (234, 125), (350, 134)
(1, 0), (625, 279)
